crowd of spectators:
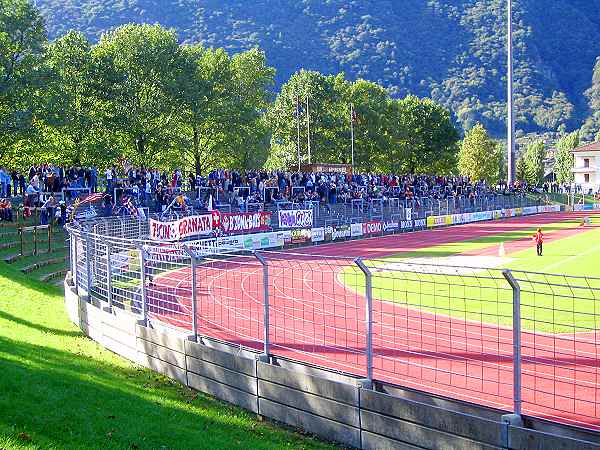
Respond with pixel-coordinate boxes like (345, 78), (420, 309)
(0, 164), (528, 222)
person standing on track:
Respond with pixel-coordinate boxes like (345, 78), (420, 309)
(533, 228), (544, 256)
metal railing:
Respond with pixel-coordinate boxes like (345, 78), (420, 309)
(67, 216), (600, 431)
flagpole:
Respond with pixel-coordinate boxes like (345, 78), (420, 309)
(306, 95), (312, 165)
(350, 103), (355, 172)
(296, 96), (301, 172)
(507, 0), (515, 185)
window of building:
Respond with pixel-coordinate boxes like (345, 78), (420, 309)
(585, 173), (590, 183)
(584, 158), (590, 168)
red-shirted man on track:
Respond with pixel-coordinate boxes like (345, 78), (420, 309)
(533, 228), (544, 256)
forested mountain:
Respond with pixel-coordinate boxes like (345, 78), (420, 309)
(31, 0), (600, 138)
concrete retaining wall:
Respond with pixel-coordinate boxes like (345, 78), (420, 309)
(65, 280), (600, 449)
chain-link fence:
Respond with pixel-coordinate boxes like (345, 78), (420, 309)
(67, 217), (600, 431)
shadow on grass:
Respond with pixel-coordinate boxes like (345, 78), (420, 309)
(0, 335), (330, 450)
(0, 309), (81, 338)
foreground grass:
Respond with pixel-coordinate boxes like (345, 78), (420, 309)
(0, 266), (337, 449)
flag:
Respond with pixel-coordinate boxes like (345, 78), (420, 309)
(351, 104), (359, 125)
(207, 194), (214, 212)
(79, 192), (105, 205)
(122, 196), (139, 217)
(294, 96), (302, 118)
(67, 198), (81, 221)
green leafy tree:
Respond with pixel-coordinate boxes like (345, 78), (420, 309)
(458, 124), (502, 185)
(555, 130), (579, 184)
(0, 0), (46, 153)
(42, 31), (113, 166)
(91, 24), (182, 167)
(515, 154), (527, 182)
(524, 141), (545, 186)
(386, 95), (459, 174)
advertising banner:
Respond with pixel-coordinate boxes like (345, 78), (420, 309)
(427, 215), (451, 228)
(362, 221), (383, 235)
(149, 215), (213, 241)
(523, 206), (538, 215)
(351, 223), (364, 237)
(400, 220), (413, 231)
(414, 218), (427, 230)
(405, 208), (412, 221)
(537, 204), (561, 213)
(291, 228), (312, 244)
(383, 220), (400, 232)
(327, 225), (351, 241)
(278, 209), (314, 229)
(219, 211), (271, 234)
(312, 227), (325, 242)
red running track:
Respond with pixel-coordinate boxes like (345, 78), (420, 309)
(147, 212), (600, 430)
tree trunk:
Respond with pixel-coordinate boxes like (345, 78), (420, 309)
(136, 136), (146, 169)
(193, 126), (201, 176)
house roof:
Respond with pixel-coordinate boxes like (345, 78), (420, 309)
(572, 141), (600, 153)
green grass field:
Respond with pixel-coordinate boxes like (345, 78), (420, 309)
(342, 216), (600, 333)
(0, 265), (335, 449)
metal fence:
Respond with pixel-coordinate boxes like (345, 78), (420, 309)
(67, 218), (600, 431)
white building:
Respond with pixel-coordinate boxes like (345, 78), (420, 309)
(572, 142), (600, 193)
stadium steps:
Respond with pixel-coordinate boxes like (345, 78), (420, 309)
(4, 245), (68, 264)
(21, 255), (69, 274)
(39, 269), (68, 284)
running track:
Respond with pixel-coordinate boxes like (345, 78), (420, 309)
(147, 211), (600, 430)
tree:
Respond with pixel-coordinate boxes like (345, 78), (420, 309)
(0, 0), (47, 152)
(386, 95), (459, 174)
(90, 24), (182, 167)
(582, 58), (600, 142)
(458, 124), (502, 185)
(176, 46), (274, 175)
(555, 130), (579, 184)
(523, 141), (545, 186)
(515, 155), (527, 182)
(42, 31), (113, 166)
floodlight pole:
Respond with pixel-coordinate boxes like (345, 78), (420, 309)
(350, 103), (355, 172)
(507, 0), (516, 186)
(296, 96), (302, 172)
(306, 95), (312, 165)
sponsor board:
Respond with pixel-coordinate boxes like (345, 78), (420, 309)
(351, 223), (363, 237)
(219, 211), (271, 234)
(400, 220), (413, 230)
(312, 227), (325, 242)
(537, 204), (561, 213)
(523, 206), (538, 215)
(278, 209), (314, 228)
(149, 215), (213, 241)
(427, 215), (451, 228)
(326, 225), (351, 241)
(493, 210), (503, 220)
(362, 221), (383, 235)
(405, 208), (412, 221)
(414, 218), (426, 229)
(383, 220), (400, 232)
(291, 228), (312, 244)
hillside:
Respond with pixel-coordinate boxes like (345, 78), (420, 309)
(32, 0), (600, 137)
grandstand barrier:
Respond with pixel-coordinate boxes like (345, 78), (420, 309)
(64, 276), (600, 449)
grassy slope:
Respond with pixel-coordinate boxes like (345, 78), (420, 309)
(0, 265), (336, 449)
(342, 216), (600, 333)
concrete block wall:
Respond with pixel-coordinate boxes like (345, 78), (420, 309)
(64, 281), (600, 450)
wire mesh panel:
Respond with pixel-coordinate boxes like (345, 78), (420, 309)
(260, 251), (367, 377)
(512, 271), (600, 428)
(144, 242), (193, 331)
(365, 259), (515, 410)
(190, 251), (264, 351)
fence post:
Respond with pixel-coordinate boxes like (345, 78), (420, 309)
(72, 234), (78, 289)
(106, 242), (113, 309)
(33, 226), (38, 256)
(137, 244), (148, 324)
(354, 257), (374, 388)
(48, 225), (52, 253)
(85, 233), (92, 293)
(19, 227), (23, 257)
(502, 270), (522, 418)
(183, 245), (199, 341)
(254, 251), (270, 359)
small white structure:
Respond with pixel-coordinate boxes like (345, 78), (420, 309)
(572, 141), (600, 193)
